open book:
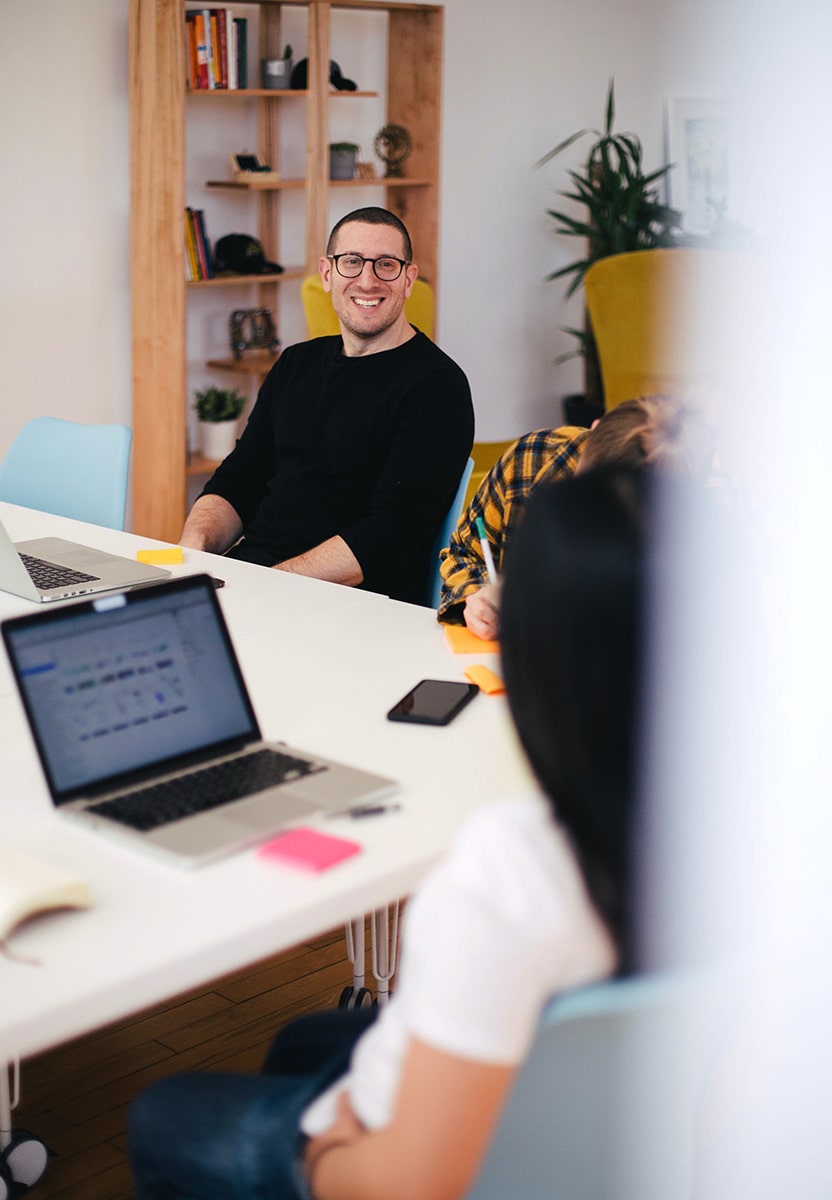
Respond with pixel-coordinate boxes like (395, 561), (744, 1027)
(0, 846), (92, 940)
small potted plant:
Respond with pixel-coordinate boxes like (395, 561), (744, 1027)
(193, 386), (246, 461)
(261, 43), (293, 90)
(329, 142), (360, 181)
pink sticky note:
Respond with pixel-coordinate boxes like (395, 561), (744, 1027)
(258, 827), (362, 873)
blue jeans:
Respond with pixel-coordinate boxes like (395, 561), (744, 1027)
(129, 1008), (376, 1200)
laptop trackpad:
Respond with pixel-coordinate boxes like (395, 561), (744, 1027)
(229, 790), (320, 830)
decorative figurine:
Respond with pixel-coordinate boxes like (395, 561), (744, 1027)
(373, 124), (412, 178)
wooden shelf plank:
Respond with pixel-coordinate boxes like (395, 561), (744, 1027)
(188, 87), (309, 97)
(206, 178), (306, 190)
(187, 454), (222, 477)
(206, 354), (279, 375)
(187, 268), (305, 288)
(330, 177), (434, 187)
(187, 88), (379, 98)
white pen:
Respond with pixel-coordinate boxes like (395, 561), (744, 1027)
(474, 517), (498, 586)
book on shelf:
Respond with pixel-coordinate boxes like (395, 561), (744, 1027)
(185, 208), (214, 281)
(184, 208), (200, 280)
(226, 10), (237, 89)
(186, 8), (247, 90)
(235, 17), (247, 89)
(193, 10), (210, 89)
(209, 10), (223, 88)
(0, 845), (92, 942)
(194, 209), (213, 279)
(185, 11), (199, 89)
(216, 9), (229, 89)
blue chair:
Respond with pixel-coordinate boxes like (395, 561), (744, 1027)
(0, 417), (132, 530)
(426, 457), (474, 608)
(464, 974), (709, 1200)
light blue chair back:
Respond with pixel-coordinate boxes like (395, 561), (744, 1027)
(426, 456), (474, 608)
(464, 974), (708, 1200)
(0, 417), (132, 530)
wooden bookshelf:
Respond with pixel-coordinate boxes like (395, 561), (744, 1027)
(130, 0), (444, 542)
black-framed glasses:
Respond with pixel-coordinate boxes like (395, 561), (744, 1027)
(329, 253), (410, 281)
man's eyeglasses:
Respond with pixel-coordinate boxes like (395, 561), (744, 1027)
(329, 254), (410, 281)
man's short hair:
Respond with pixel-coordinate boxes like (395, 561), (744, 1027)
(326, 207), (413, 262)
(579, 395), (714, 479)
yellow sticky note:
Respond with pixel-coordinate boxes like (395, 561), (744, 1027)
(136, 547), (184, 565)
(444, 625), (500, 656)
(464, 664), (505, 695)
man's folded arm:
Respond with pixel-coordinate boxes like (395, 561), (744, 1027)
(179, 494), (245, 554)
(275, 535), (363, 585)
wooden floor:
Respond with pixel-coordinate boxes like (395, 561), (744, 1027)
(15, 923), (376, 1199)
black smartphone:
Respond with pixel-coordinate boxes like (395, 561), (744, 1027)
(386, 679), (479, 726)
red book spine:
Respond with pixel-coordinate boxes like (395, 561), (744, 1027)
(194, 210), (213, 280)
(215, 9), (228, 89)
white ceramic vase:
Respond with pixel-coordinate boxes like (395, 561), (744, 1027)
(198, 419), (238, 462)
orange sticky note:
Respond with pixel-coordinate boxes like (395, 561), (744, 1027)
(444, 625), (500, 655)
(464, 664), (505, 695)
(136, 547), (184, 565)
(258, 827), (362, 873)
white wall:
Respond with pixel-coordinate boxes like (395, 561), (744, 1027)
(0, 1), (131, 453)
(0, 0), (723, 455)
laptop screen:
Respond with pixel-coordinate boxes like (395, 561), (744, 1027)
(2, 575), (260, 802)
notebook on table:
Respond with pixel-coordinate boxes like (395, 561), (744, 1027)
(0, 515), (171, 603)
(1, 573), (397, 867)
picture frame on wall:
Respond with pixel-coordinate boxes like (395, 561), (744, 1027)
(665, 98), (731, 238)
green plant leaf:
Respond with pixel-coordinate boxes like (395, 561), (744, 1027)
(604, 79), (615, 135)
(534, 128), (592, 169)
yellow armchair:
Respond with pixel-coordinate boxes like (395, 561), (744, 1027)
(584, 248), (754, 410)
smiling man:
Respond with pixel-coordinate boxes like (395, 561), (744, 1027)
(180, 208), (474, 605)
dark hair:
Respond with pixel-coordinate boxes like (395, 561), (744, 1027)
(326, 207), (413, 261)
(499, 468), (649, 966)
(580, 395), (713, 478)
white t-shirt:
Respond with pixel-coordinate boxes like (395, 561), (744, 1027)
(301, 793), (617, 1135)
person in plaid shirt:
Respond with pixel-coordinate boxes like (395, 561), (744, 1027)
(438, 395), (707, 638)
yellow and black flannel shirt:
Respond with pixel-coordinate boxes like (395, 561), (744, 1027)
(437, 426), (589, 623)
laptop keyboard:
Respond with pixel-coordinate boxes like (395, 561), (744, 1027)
(20, 552), (99, 589)
(87, 748), (325, 832)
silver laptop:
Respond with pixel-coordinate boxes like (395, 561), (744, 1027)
(1, 574), (397, 867)
(0, 515), (171, 603)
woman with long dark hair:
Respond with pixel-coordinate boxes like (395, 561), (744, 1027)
(129, 467), (649, 1200)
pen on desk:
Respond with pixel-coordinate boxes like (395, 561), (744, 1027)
(474, 517), (498, 586)
(327, 803), (402, 820)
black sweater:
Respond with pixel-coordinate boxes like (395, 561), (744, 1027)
(201, 331), (474, 604)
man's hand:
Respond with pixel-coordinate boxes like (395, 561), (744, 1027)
(463, 584), (501, 640)
(179, 495), (244, 554)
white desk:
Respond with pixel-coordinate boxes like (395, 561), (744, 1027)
(0, 504), (533, 1064)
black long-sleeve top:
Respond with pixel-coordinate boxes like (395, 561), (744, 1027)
(201, 331), (474, 604)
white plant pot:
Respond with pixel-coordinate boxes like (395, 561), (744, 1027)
(198, 419), (238, 462)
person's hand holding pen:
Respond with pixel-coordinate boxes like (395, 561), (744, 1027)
(464, 517), (501, 640)
(464, 583), (501, 640)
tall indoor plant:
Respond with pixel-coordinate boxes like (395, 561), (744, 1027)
(537, 80), (682, 413)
